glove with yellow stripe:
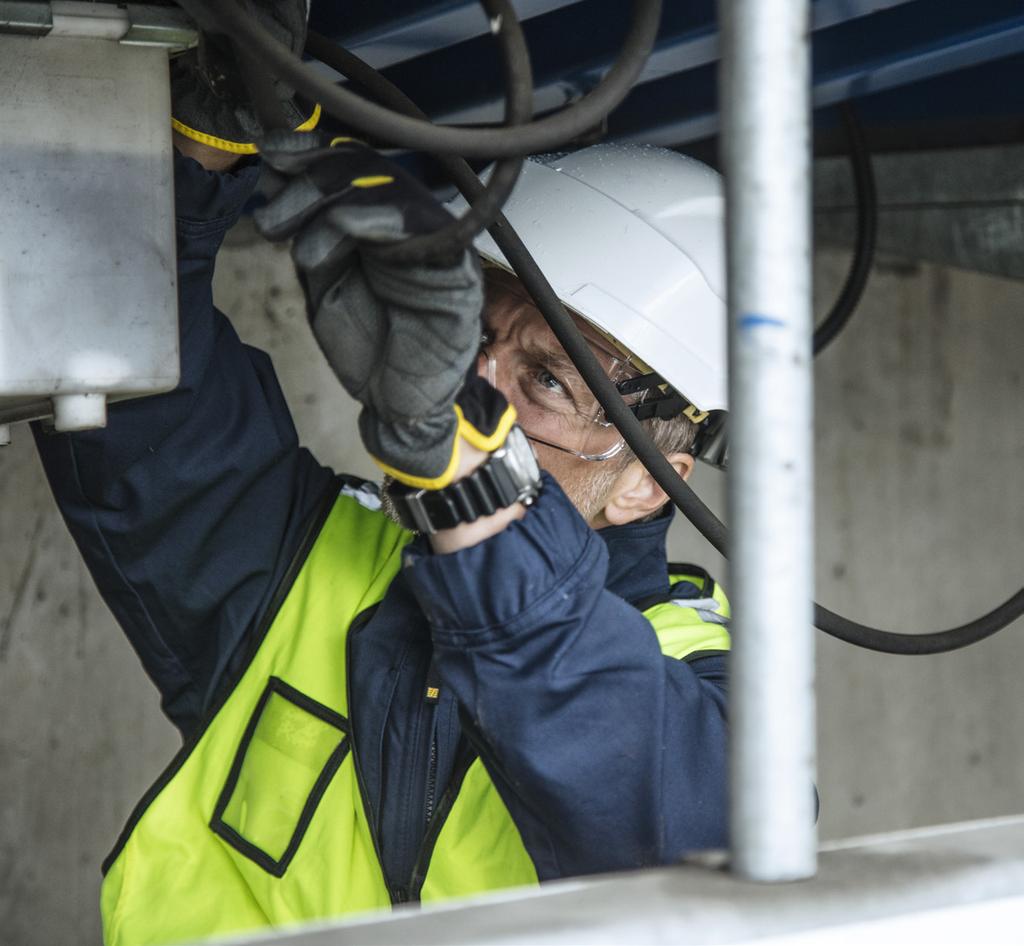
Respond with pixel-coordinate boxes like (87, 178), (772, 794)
(171, 0), (320, 154)
(254, 130), (515, 489)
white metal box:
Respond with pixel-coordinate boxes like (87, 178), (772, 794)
(0, 20), (180, 433)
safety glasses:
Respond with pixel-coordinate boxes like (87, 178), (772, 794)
(479, 284), (652, 461)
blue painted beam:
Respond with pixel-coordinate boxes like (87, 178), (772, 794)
(617, 12), (1024, 147)
(311, 0), (583, 71)
(428, 0), (922, 126)
(306, 0), (1024, 153)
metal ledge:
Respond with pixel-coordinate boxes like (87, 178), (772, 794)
(214, 815), (1024, 945)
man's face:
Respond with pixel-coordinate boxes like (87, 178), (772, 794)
(480, 269), (635, 525)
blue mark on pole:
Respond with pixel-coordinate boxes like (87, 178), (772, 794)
(739, 313), (786, 330)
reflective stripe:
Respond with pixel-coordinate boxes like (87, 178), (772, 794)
(340, 482), (382, 512)
(669, 597), (721, 611)
(667, 598), (730, 627)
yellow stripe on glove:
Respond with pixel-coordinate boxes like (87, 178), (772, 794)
(371, 402), (518, 492)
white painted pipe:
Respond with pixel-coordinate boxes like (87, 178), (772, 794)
(720, 0), (818, 881)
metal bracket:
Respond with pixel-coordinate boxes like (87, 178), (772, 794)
(0, 1), (196, 49)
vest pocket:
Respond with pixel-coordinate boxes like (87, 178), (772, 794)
(210, 676), (350, 877)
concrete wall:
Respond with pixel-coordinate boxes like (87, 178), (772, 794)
(2, 224), (1022, 945)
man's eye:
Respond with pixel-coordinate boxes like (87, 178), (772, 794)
(536, 369), (568, 397)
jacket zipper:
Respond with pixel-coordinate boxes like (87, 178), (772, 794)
(407, 738), (476, 901)
(422, 658), (442, 832)
(424, 730), (439, 830)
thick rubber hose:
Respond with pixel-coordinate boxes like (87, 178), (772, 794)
(306, 0), (533, 263)
(301, 42), (1024, 654)
(815, 593), (1024, 655)
(813, 103), (877, 356)
(175, 0), (661, 159)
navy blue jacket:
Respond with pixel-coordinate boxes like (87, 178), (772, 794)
(34, 151), (729, 897)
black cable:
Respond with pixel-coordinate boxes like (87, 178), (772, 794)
(174, 0), (661, 159)
(305, 0), (532, 264)
(813, 103), (877, 356)
(805, 104), (1024, 651)
(304, 38), (1024, 656)
(816, 592), (1024, 655)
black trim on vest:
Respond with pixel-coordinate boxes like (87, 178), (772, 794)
(667, 562), (712, 588)
(667, 562), (714, 599)
(632, 591), (675, 612)
(682, 648), (730, 664)
(210, 676), (350, 877)
(101, 477), (343, 876)
(345, 603), (405, 905)
(407, 738), (477, 901)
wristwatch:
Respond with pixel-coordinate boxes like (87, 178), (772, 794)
(387, 425), (542, 535)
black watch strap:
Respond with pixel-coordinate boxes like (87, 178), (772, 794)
(388, 426), (541, 534)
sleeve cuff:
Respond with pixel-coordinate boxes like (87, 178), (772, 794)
(173, 148), (261, 235)
(402, 473), (608, 644)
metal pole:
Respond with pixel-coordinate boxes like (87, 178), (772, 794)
(720, 0), (817, 880)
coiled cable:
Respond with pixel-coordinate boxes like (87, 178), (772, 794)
(306, 0), (534, 264)
(175, 0), (662, 158)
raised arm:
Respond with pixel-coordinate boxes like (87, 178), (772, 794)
(34, 145), (334, 737)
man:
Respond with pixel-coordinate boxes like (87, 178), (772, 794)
(34, 10), (730, 945)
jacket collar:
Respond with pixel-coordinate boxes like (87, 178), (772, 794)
(597, 505), (674, 607)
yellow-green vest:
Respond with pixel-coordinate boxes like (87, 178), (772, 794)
(100, 487), (730, 946)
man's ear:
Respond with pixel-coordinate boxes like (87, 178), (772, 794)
(599, 452), (695, 527)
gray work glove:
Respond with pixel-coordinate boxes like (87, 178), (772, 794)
(254, 131), (514, 489)
(171, 0), (319, 155)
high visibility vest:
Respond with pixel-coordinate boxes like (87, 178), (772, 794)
(100, 488), (730, 946)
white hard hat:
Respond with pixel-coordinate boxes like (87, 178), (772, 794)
(456, 143), (728, 414)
